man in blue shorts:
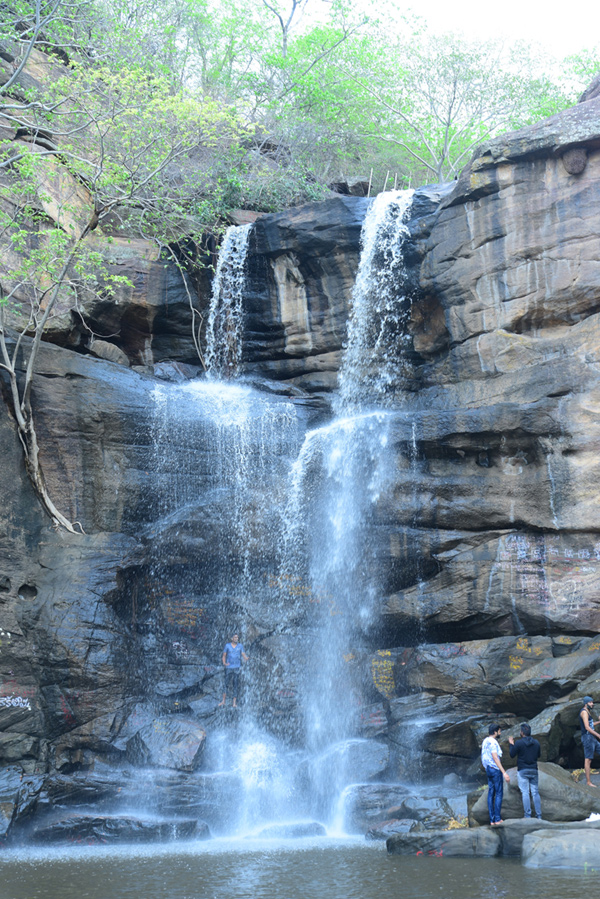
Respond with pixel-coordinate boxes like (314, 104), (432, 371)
(219, 633), (248, 708)
(580, 695), (600, 786)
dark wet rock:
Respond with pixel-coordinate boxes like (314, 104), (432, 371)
(492, 818), (555, 856)
(125, 717), (206, 771)
(31, 813), (204, 844)
(307, 740), (390, 816)
(389, 795), (448, 823)
(469, 763), (600, 825)
(0, 767), (23, 838)
(342, 784), (411, 834)
(366, 818), (415, 840)
(88, 340), (130, 367)
(244, 196), (369, 391)
(342, 784), (465, 834)
(386, 827), (500, 857)
(29, 768), (243, 835)
(153, 361), (202, 382)
(255, 821), (326, 838)
(522, 828), (600, 869)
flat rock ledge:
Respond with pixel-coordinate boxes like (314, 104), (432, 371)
(387, 819), (600, 867)
(30, 814), (207, 845)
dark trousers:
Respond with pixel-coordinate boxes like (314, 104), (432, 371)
(224, 667), (240, 697)
(486, 766), (503, 823)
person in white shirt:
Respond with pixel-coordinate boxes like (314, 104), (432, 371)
(481, 723), (510, 825)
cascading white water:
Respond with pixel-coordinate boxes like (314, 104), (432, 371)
(277, 190), (416, 820)
(150, 379), (299, 584)
(205, 224), (252, 378)
(336, 189), (414, 414)
(280, 412), (394, 749)
(147, 191), (415, 835)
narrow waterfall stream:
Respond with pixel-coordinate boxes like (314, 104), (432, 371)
(205, 223), (252, 378)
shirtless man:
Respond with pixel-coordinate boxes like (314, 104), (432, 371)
(580, 695), (600, 787)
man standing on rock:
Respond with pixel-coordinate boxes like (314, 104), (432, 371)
(580, 695), (600, 786)
(481, 723), (510, 825)
(508, 723), (542, 818)
(219, 633), (248, 709)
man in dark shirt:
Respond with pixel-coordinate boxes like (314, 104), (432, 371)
(508, 723), (542, 818)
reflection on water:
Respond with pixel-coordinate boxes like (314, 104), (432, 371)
(0, 840), (596, 899)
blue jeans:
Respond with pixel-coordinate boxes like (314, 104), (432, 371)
(582, 732), (600, 760)
(486, 766), (503, 823)
(517, 769), (541, 818)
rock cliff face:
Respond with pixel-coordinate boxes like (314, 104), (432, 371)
(1, 91), (600, 840)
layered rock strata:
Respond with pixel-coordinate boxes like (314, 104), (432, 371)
(1, 89), (600, 841)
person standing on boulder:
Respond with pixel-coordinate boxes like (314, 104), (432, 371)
(481, 723), (510, 825)
(219, 633), (248, 709)
(579, 696), (600, 786)
(508, 723), (542, 818)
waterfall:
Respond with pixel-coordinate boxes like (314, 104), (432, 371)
(150, 379), (299, 588)
(145, 191), (415, 834)
(278, 190), (415, 820)
(205, 224), (252, 377)
(336, 189), (415, 413)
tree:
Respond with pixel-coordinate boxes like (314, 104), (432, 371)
(334, 29), (577, 183)
(0, 46), (241, 530)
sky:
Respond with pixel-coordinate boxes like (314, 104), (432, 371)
(403, 0), (599, 56)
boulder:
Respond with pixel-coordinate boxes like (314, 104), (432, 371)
(125, 717), (206, 771)
(342, 783), (466, 834)
(88, 340), (130, 367)
(490, 818), (555, 856)
(342, 784), (410, 833)
(522, 828), (600, 869)
(495, 640), (600, 715)
(470, 763), (600, 825)
(386, 828), (500, 857)
(366, 818), (415, 840)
